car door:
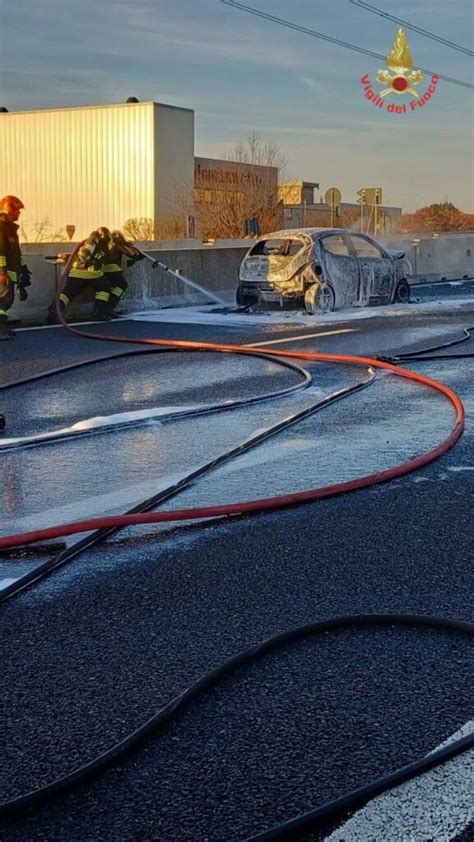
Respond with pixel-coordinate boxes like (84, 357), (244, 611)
(317, 234), (359, 308)
(348, 235), (393, 304)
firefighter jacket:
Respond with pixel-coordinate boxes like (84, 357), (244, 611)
(103, 237), (142, 273)
(0, 214), (22, 283)
(69, 235), (105, 280)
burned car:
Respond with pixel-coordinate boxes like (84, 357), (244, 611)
(237, 228), (412, 313)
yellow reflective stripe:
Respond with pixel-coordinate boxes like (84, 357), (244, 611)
(111, 286), (125, 298)
(7, 271), (17, 281)
(69, 268), (104, 279)
(0, 257), (6, 266)
(103, 264), (122, 272)
(59, 293), (70, 305)
(0, 309), (8, 316)
(94, 291), (110, 302)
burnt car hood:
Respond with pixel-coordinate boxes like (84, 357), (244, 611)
(386, 248), (406, 260)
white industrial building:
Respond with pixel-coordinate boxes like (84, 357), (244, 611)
(0, 101), (194, 241)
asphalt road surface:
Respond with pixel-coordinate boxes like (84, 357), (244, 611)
(1, 300), (473, 841)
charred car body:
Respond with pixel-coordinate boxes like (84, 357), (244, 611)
(237, 228), (412, 313)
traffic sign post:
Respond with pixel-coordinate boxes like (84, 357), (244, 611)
(359, 190), (367, 232)
(325, 187), (342, 229)
(357, 188), (382, 234)
(374, 189), (381, 235)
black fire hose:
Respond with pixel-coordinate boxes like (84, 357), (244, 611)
(0, 614), (472, 836)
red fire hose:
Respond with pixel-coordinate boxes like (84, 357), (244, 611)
(0, 302), (464, 549)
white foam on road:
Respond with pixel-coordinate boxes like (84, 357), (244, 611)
(0, 404), (211, 448)
(247, 328), (355, 346)
(327, 720), (474, 842)
(0, 578), (17, 589)
(126, 297), (474, 329)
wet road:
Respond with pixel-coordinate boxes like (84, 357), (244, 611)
(1, 302), (473, 841)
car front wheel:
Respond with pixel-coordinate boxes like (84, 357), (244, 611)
(393, 279), (410, 303)
(304, 282), (335, 314)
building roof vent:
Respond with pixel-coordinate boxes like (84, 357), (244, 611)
(126, 97), (139, 103)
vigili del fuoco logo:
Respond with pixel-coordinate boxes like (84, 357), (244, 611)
(361, 28), (439, 113)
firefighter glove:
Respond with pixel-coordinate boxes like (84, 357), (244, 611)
(20, 264), (32, 287)
(17, 283), (29, 301)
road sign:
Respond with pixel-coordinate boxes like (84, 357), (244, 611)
(357, 188), (382, 205)
(325, 187), (342, 209)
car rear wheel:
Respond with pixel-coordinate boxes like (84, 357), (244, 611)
(394, 279), (410, 303)
(304, 282), (335, 314)
(236, 285), (258, 307)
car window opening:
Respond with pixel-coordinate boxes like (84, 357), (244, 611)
(350, 236), (384, 259)
(250, 238), (305, 258)
(321, 235), (350, 257)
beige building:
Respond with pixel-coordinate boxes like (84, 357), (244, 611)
(0, 101), (194, 241)
(279, 181), (320, 206)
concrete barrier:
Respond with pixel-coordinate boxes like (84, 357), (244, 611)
(9, 241), (251, 324)
(379, 232), (474, 282)
(8, 233), (474, 325)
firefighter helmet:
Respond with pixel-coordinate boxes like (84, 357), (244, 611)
(0, 195), (24, 221)
(97, 226), (111, 244)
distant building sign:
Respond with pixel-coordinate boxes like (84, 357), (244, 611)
(194, 158), (278, 200)
(195, 162), (265, 190)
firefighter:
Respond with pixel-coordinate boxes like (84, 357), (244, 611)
(46, 228), (111, 323)
(0, 195), (32, 340)
(101, 228), (144, 316)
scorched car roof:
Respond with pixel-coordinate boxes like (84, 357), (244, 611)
(253, 228), (353, 242)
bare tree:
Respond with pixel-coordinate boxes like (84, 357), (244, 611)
(123, 218), (156, 241)
(224, 131), (291, 181)
(194, 190), (283, 240)
(19, 217), (67, 243)
(123, 214), (189, 241)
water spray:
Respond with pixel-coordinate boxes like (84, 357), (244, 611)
(138, 251), (227, 306)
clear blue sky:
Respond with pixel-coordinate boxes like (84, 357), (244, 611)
(1, 0), (473, 211)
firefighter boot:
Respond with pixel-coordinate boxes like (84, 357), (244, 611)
(92, 298), (112, 321)
(46, 299), (66, 325)
(0, 314), (12, 340)
(107, 292), (122, 318)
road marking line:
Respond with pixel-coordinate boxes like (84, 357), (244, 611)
(327, 720), (474, 842)
(246, 328), (355, 347)
(14, 320), (107, 332)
